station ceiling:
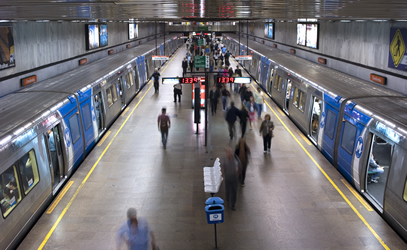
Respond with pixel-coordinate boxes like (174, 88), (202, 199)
(0, 0), (406, 21)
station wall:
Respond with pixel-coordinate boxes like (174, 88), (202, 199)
(238, 21), (407, 95)
(0, 22), (166, 96)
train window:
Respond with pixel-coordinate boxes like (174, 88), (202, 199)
(274, 74), (283, 92)
(18, 150), (40, 195)
(68, 114), (81, 144)
(404, 179), (407, 202)
(270, 68), (274, 82)
(106, 88), (113, 107)
(111, 85), (118, 103)
(126, 72), (134, 89)
(293, 88), (299, 107)
(81, 104), (92, 131)
(341, 121), (357, 154)
(299, 91), (306, 112)
(0, 165), (22, 217)
(324, 110), (337, 139)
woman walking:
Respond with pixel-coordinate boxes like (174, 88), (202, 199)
(259, 114), (274, 154)
(248, 97), (257, 129)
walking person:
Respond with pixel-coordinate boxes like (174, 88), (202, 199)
(116, 208), (156, 250)
(239, 105), (249, 137)
(259, 114), (274, 154)
(152, 68), (160, 93)
(157, 108), (170, 149)
(209, 85), (219, 115)
(239, 84), (247, 102)
(225, 101), (241, 140)
(235, 138), (250, 187)
(189, 58), (194, 73)
(186, 39), (190, 50)
(222, 147), (240, 211)
(173, 81), (182, 102)
(182, 57), (188, 76)
(253, 87), (265, 119)
(209, 58), (214, 72)
(248, 97), (257, 129)
(221, 85), (230, 111)
(243, 87), (253, 108)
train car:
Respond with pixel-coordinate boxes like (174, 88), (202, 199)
(223, 33), (407, 242)
(0, 35), (181, 250)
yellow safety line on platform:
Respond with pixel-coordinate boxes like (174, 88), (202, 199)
(121, 107), (130, 117)
(341, 179), (373, 212)
(46, 181), (74, 214)
(136, 91), (142, 98)
(97, 131), (111, 146)
(38, 48), (181, 250)
(297, 130), (312, 146)
(264, 100), (389, 250)
(277, 109), (286, 116)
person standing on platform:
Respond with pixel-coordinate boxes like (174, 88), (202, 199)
(152, 68), (160, 93)
(116, 208), (156, 250)
(209, 58), (214, 72)
(225, 101), (241, 140)
(259, 114), (274, 154)
(189, 58), (194, 73)
(253, 88), (264, 119)
(222, 147), (240, 211)
(157, 108), (170, 149)
(209, 85), (219, 115)
(235, 138), (251, 187)
(235, 65), (242, 77)
(221, 85), (230, 111)
(239, 105), (249, 137)
(182, 58), (188, 76)
(173, 81), (182, 103)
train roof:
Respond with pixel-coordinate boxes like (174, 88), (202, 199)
(19, 43), (154, 94)
(225, 34), (403, 99)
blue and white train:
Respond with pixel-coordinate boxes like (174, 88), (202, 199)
(0, 35), (182, 249)
(224, 33), (407, 242)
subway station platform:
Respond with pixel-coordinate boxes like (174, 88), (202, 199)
(18, 46), (407, 250)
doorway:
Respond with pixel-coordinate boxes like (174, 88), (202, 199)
(284, 79), (292, 114)
(46, 125), (65, 190)
(365, 134), (393, 207)
(117, 77), (126, 109)
(93, 92), (104, 133)
(310, 96), (322, 141)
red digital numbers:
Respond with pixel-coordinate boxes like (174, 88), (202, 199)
(181, 77), (199, 84)
(217, 77), (234, 84)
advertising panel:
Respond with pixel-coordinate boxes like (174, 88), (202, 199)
(99, 24), (108, 47)
(268, 23), (274, 39)
(0, 27), (15, 70)
(297, 24), (306, 46)
(87, 24), (99, 50)
(306, 24), (318, 49)
(129, 23), (135, 40)
(388, 28), (407, 71)
(264, 23), (268, 37)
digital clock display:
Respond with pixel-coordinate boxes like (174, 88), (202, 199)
(217, 76), (235, 84)
(181, 77), (199, 84)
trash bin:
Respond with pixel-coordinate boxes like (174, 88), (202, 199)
(205, 197), (224, 224)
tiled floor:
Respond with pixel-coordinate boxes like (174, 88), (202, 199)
(19, 46), (406, 250)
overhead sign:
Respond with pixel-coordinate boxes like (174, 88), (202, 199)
(389, 28), (407, 71)
(370, 73), (387, 85)
(152, 55), (169, 61)
(198, 39), (205, 46)
(194, 56), (209, 68)
(162, 77), (205, 84)
(198, 26), (209, 31)
(180, 36), (189, 39)
(235, 55), (252, 61)
(216, 76), (251, 84)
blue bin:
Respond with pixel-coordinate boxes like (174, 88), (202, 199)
(205, 197), (224, 224)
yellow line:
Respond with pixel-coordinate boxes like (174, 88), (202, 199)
(96, 131), (111, 146)
(46, 181), (74, 214)
(136, 91), (142, 98)
(38, 47), (182, 250)
(121, 107), (130, 117)
(297, 130), (312, 145)
(263, 101), (390, 250)
(278, 109), (286, 116)
(341, 179), (373, 212)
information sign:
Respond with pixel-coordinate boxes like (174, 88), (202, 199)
(194, 56), (209, 68)
(235, 55), (252, 60)
(152, 55), (169, 61)
(198, 39), (205, 46)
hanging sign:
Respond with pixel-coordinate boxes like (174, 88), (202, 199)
(152, 55), (169, 61)
(235, 55), (252, 60)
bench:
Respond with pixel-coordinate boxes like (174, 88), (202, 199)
(204, 158), (223, 195)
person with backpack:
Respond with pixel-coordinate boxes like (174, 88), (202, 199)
(157, 108), (171, 149)
(152, 68), (160, 93)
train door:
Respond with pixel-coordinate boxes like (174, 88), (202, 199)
(93, 92), (105, 134)
(45, 125), (65, 190)
(364, 134), (393, 208)
(268, 68), (274, 94)
(145, 58), (150, 78)
(321, 100), (340, 164)
(65, 107), (84, 169)
(117, 77), (126, 109)
(310, 96), (322, 141)
(133, 67), (140, 91)
(283, 79), (292, 114)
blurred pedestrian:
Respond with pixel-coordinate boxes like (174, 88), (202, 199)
(152, 68), (160, 93)
(221, 85), (230, 111)
(173, 81), (182, 102)
(243, 87), (253, 108)
(259, 114), (274, 154)
(225, 101), (241, 140)
(116, 208), (156, 250)
(248, 97), (257, 129)
(157, 108), (170, 149)
(222, 147), (240, 211)
(239, 84), (247, 102)
(253, 87), (264, 119)
(209, 85), (219, 115)
(235, 138), (250, 186)
(189, 58), (194, 73)
(239, 105), (249, 137)
(182, 58), (188, 76)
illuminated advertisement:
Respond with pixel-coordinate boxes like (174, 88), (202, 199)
(306, 24), (318, 49)
(297, 24), (306, 46)
(268, 23), (274, 39)
(99, 24), (108, 47)
(0, 27), (15, 70)
(87, 24), (99, 50)
(192, 77), (206, 108)
(264, 23), (268, 37)
(129, 23), (138, 40)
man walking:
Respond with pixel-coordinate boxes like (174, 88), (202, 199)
(225, 101), (241, 140)
(222, 147), (240, 211)
(182, 57), (188, 76)
(209, 85), (219, 115)
(173, 81), (182, 102)
(152, 68), (160, 93)
(157, 108), (171, 148)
